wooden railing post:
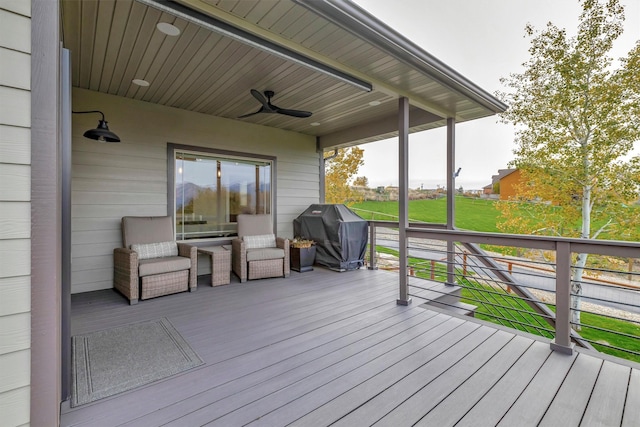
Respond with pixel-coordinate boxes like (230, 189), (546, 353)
(430, 260), (435, 280)
(368, 222), (377, 270)
(462, 252), (467, 276)
(551, 241), (573, 354)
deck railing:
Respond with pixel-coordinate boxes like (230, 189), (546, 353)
(365, 220), (640, 360)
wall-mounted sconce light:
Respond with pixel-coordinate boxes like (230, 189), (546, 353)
(72, 110), (121, 142)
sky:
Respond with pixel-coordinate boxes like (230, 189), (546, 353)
(351, 0), (640, 191)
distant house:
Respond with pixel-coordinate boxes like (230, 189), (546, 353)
(498, 169), (523, 200)
(484, 168), (523, 200)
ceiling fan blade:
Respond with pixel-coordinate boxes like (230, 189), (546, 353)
(237, 108), (263, 119)
(276, 108), (313, 118)
(250, 89), (270, 109)
(240, 89), (312, 119)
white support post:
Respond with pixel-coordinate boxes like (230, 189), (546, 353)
(397, 97), (411, 305)
(551, 241), (574, 354)
(446, 118), (456, 286)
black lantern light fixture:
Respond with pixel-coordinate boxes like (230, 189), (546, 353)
(72, 110), (121, 142)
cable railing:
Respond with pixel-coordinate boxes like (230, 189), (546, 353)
(364, 220), (640, 362)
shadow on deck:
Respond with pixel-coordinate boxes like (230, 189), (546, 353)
(62, 267), (640, 426)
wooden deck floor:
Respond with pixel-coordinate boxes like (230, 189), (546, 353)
(62, 268), (640, 427)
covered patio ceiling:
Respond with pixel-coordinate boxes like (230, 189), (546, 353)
(60, 0), (506, 149)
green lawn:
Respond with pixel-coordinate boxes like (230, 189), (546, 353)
(352, 197), (499, 232)
(352, 196), (640, 238)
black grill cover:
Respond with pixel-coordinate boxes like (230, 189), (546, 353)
(293, 204), (368, 271)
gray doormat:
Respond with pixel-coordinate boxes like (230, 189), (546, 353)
(72, 317), (203, 407)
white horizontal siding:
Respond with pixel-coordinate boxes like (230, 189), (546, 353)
(278, 170), (320, 183)
(0, 47), (30, 90)
(279, 180), (319, 191)
(0, 125), (30, 164)
(72, 164), (166, 181)
(0, 386), (30, 427)
(0, 86), (30, 128)
(71, 268), (113, 288)
(71, 88), (319, 293)
(0, 311), (29, 354)
(0, 239), (30, 278)
(72, 177), (167, 193)
(0, 9), (30, 52)
(73, 280), (113, 294)
(72, 241), (125, 259)
(0, 201), (30, 239)
(0, 349), (30, 393)
(72, 191), (166, 206)
(72, 204), (167, 219)
(0, 0), (30, 17)
(72, 229), (120, 246)
(0, 163), (30, 201)
(0, 276), (30, 316)
(72, 217), (121, 232)
(0, 6), (30, 424)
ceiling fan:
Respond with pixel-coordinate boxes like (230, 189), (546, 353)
(238, 89), (312, 119)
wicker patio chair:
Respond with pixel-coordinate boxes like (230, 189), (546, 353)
(232, 214), (290, 282)
(113, 216), (197, 304)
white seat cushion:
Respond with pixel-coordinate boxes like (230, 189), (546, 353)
(138, 256), (191, 277)
(246, 247), (285, 262)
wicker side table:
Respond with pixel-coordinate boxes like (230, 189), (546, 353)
(198, 246), (231, 286)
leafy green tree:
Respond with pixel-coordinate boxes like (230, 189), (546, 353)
(325, 147), (365, 205)
(497, 0), (640, 330)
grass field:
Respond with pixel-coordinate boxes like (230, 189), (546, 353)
(352, 197), (500, 232)
(352, 196), (640, 238)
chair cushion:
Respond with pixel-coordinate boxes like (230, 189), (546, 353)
(131, 241), (178, 260)
(138, 256), (191, 277)
(244, 233), (276, 249)
(237, 214), (273, 238)
(246, 247), (285, 262)
(122, 216), (175, 248)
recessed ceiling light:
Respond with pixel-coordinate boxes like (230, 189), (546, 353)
(368, 100), (381, 106)
(310, 122), (321, 126)
(132, 79), (150, 87)
(156, 22), (180, 36)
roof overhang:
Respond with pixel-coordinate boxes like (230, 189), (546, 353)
(60, 0), (507, 149)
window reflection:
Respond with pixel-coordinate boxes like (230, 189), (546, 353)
(175, 151), (272, 240)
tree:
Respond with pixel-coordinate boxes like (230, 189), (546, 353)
(496, 0), (640, 330)
(353, 176), (369, 188)
(324, 147), (365, 205)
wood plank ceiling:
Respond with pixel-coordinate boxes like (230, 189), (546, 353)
(60, 0), (500, 147)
